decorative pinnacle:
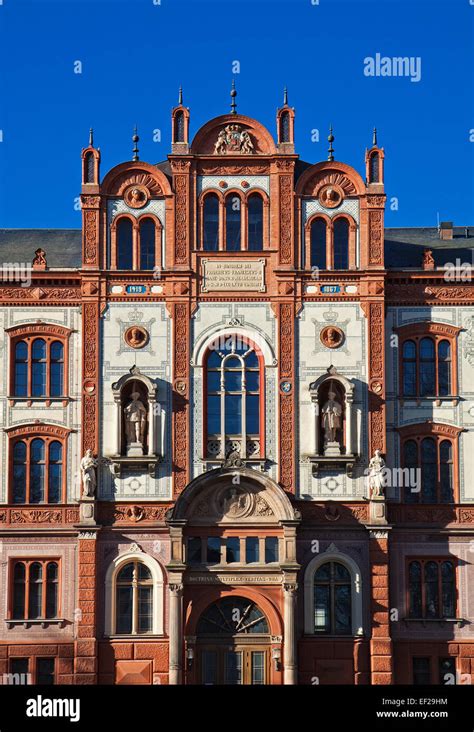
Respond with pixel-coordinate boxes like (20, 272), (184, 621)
(178, 86), (183, 105)
(89, 128), (94, 147)
(283, 87), (288, 106)
(230, 79), (237, 114)
(132, 126), (139, 161)
(327, 125), (335, 161)
(373, 126), (378, 147)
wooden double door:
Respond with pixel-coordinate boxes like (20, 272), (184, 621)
(198, 644), (269, 685)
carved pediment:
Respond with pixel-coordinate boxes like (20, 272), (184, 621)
(190, 484), (274, 523)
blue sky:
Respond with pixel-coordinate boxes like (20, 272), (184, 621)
(0, 0), (473, 229)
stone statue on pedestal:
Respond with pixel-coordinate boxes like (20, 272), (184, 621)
(368, 449), (386, 498)
(321, 389), (342, 455)
(124, 391), (147, 455)
(80, 449), (98, 498)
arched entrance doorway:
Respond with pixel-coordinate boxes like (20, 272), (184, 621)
(196, 597), (271, 685)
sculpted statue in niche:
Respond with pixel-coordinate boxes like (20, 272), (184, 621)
(368, 450), (386, 498)
(321, 388), (343, 455)
(124, 390), (148, 456)
(80, 449), (98, 498)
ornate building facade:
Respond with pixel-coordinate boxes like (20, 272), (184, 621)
(0, 94), (473, 685)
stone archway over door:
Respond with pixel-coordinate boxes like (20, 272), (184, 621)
(196, 597), (271, 685)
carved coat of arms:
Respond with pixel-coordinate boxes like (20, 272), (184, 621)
(214, 124), (254, 155)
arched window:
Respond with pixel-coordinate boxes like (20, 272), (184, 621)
(333, 219), (349, 270)
(117, 218), (133, 269)
(139, 218), (155, 270)
(247, 194), (263, 251)
(203, 194), (219, 251)
(313, 561), (352, 634)
(85, 152), (95, 183)
(11, 331), (69, 399)
(10, 434), (66, 504)
(115, 561), (153, 635)
(401, 429), (456, 504)
(175, 110), (185, 142)
(205, 337), (263, 460)
(225, 194), (242, 251)
(280, 111), (290, 143)
(408, 559), (456, 619)
(369, 152), (380, 183)
(197, 598), (269, 635)
(310, 218), (326, 270)
(398, 325), (458, 398)
(11, 560), (59, 620)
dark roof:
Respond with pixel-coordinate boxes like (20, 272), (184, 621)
(0, 229), (82, 269)
(0, 226), (472, 271)
(384, 227), (474, 268)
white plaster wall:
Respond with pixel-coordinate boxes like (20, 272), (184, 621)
(100, 303), (171, 500)
(386, 306), (474, 502)
(0, 307), (82, 504)
(297, 302), (368, 499)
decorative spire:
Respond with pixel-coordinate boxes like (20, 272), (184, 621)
(372, 126), (378, 147)
(178, 85), (183, 105)
(283, 86), (288, 106)
(230, 79), (237, 114)
(89, 127), (94, 147)
(327, 125), (335, 162)
(132, 126), (139, 161)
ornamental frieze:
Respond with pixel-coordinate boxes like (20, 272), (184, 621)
(0, 287), (80, 301)
(0, 507), (79, 524)
(99, 503), (172, 525)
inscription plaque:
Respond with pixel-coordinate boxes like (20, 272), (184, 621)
(201, 259), (266, 292)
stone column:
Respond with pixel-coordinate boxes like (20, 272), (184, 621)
(283, 582), (298, 684)
(74, 530), (99, 684)
(369, 529), (393, 684)
(169, 583), (183, 685)
(345, 393), (353, 455)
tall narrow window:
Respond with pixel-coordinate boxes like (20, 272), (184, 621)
(30, 439), (45, 503)
(36, 658), (55, 685)
(14, 342), (28, 397)
(46, 562), (59, 618)
(13, 562), (26, 619)
(333, 219), (349, 270)
(403, 440), (418, 503)
(247, 194), (263, 251)
(225, 195), (241, 251)
(206, 338), (262, 460)
(421, 437), (437, 503)
(402, 341), (416, 397)
(310, 219), (326, 270)
(139, 218), (155, 270)
(419, 338), (436, 396)
(369, 152), (380, 183)
(203, 194), (219, 251)
(280, 111), (290, 143)
(408, 560), (422, 618)
(13, 441), (27, 503)
(314, 561), (352, 635)
(117, 218), (133, 269)
(31, 339), (46, 397)
(175, 110), (185, 142)
(438, 340), (451, 396)
(115, 561), (153, 635)
(29, 562), (43, 619)
(48, 441), (62, 504)
(440, 440), (453, 503)
(85, 152), (95, 183)
(50, 342), (64, 397)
